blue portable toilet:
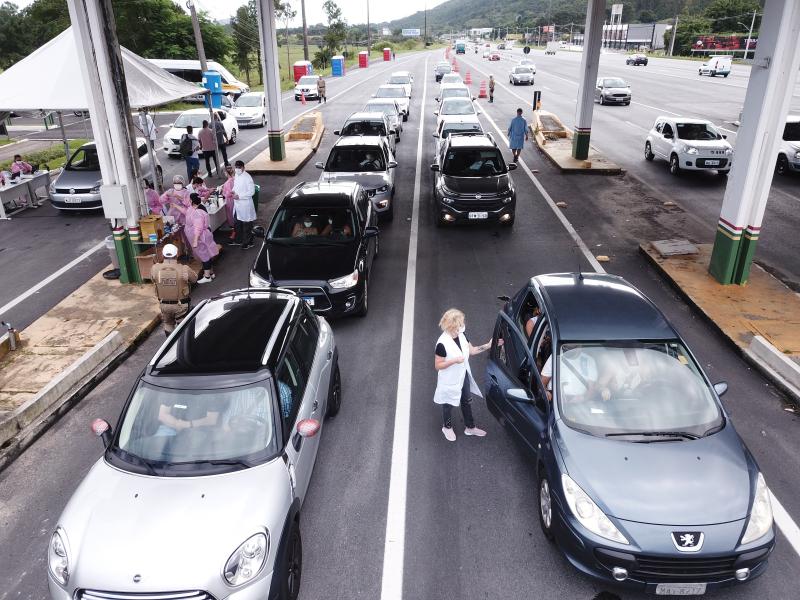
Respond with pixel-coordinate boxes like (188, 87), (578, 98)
(202, 71), (223, 109)
(331, 55), (345, 77)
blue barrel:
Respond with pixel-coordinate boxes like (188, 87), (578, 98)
(331, 55), (345, 77)
(203, 71), (223, 109)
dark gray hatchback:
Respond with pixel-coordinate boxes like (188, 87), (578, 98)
(486, 273), (775, 594)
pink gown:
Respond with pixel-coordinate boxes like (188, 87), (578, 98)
(146, 188), (165, 214)
(160, 188), (190, 226)
(185, 206), (219, 263)
(194, 184), (212, 201)
(222, 177), (235, 227)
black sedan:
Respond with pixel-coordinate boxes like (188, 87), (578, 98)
(626, 53), (648, 66)
(249, 181), (378, 317)
(485, 273), (775, 594)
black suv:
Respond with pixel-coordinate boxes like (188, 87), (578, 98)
(431, 133), (517, 227)
(250, 181), (379, 317)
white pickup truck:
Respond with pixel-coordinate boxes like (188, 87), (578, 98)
(545, 41), (559, 55)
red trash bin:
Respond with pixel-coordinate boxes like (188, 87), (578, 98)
(383, 47), (391, 61)
(359, 51), (369, 68)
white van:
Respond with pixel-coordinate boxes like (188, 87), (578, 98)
(147, 59), (250, 98)
(698, 55), (732, 78)
(776, 116), (800, 176)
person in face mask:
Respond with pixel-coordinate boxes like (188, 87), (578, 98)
(230, 160), (257, 249)
(10, 154), (33, 177)
(161, 175), (190, 229)
(433, 308), (496, 442)
(291, 213), (319, 238)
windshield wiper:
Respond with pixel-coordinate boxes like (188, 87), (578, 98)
(162, 458), (254, 469)
(605, 431), (699, 440)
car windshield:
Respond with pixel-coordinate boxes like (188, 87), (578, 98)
(442, 88), (470, 100)
(388, 76), (410, 84)
(556, 342), (723, 438)
(114, 381), (278, 470)
(342, 120), (386, 136)
(235, 95), (262, 107)
(440, 99), (476, 115)
(442, 148), (505, 176)
(513, 67), (532, 74)
(437, 65), (452, 73)
(173, 113), (207, 129)
(441, 75), (462, 84)
(298, 76), (317, 85)
(366, 102), (397, 117)
(376, 87), (407, 98)
(442, 123), (482, 138)
(783, 122), (800, 141)
(66, 147), (100, 171)
(326, 146), (385, 172)
(602, 78), (626, 87)
(676, 123), (722, 141)
(268, 205), (356, 241)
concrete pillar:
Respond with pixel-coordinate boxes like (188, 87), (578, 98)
(66, 0), (144, 283)
(572, 0), (606, 160)
(709, 0), (800, 284)
(257, 0), (286, 161)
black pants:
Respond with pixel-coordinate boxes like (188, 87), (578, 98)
(202, 150), (218, 175)
(489, 90), (494, 102)
(217, 141), (229, 166)
(201, 259), (212, 270)
(442, 377), (476, 429)
(235, 218), (254, 245)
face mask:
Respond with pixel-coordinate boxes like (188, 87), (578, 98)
(235, 168), (243, 175)
(174, 183), (183, 190)
(304, 221), (312, 228)
(458, 325), (465, 334)
(328, 217), (333, 224)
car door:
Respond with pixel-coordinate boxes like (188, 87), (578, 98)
(594, 78), (602, 101)
(355, 189), (376, 268)
(659, 121), (675, 157)
(384, 139), (396, 190)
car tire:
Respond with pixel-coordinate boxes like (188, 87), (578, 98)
(384, 198), (395, 222)
(599, 95), (605, 105)
(277, 520), (302, 600)
(669, 154), (681, 176)
(718, 170), (729, 177)
(624, 101), (631, 106)
(261, 116), (266, 128)
(326, 362), (342, 418)
(229, 129), (237, 144)
(724, 73), (729, 78)
(403, 113), (408, 122)
(711, 70), (717, 77)
(776, 154), (790, 176)
(537, 469), (555, 541)
(356, 277), (369, 317)
(644, 142), (654, 161)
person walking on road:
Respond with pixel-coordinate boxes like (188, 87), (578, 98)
(213, 112), (230, 167)
(317, 77), (327, 103)
(136, 112), (158, 151)
(433, 308), (494, 442)
(488, 75), (495, 103)
(151, 243), (197, 336)
(198, 120), (218, 176)
(230, 160), (257, 250)
(507, 108), (528, 163)
(180, 125), (201, 180)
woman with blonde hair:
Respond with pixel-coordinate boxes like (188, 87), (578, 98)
(433, 308), (495, 442)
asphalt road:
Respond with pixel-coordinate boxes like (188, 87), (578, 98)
(1, 49), (799, 600)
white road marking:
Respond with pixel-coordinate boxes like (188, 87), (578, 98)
(380, 56), (428, 600)
(0, 241), (106, 319)
(625, 120), (648, 133)
(771, 492), (800, 557)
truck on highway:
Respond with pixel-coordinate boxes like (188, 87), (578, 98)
(456, 40), (466, 54)
(545, 41), (559, 55)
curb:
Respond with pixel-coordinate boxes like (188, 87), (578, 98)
(638, 244), (800, 407)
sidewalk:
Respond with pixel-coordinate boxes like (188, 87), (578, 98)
(0, 268), (159, 460)
(0, 139), (54, 163)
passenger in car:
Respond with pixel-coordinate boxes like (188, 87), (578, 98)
(359, 152), (381, 171)
(291, 214), (319, 237)
(321, 213), (353, 238)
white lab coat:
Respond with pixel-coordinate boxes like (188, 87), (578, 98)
(433, 331), (482, 406)
(232, 171), (256, 222)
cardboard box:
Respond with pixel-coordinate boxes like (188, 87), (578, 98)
(140, 215), (164, 241)
(135, 247), (158, 280)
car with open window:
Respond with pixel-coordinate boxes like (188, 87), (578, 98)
(645, 117), (733, 176)
(47, 288), (340, 600)
(486, 272), (775, 595)
(250, 182), (378, 317)
(373, 84), (411, 121)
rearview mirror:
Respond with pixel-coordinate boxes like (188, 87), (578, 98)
(430, 164), (440, 171)
(663, 132), (673, 139)
(297, 418), (320, 438)
(364, 226), (379, 238)
(253, 225), (266, 238)
(713, 381), (728, 396)
(314, 161), (324, 169)
(333, 129), (341, 135)
(506, 388), (532, 403)
(432, 132), (439, 138)
(91, 418), (112, 448)
(507, 163), (518, 171)
(722, 134), (727, 139)
(388, 160), (398, 169)
(433, 111), (439, 116)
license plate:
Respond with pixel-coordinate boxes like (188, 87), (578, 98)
(63, 197), (82, 204)
(705, 160), (720, 166)
(302, 296), (315, 306)
(656, 583), (706, 595)
(468, 211), (488, 219)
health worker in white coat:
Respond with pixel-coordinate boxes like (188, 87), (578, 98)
(433, 308), (496, 442)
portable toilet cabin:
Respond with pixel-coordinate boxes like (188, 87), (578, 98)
(202, 71), (223, 109)
(383, 47), (391, 61)
(358, 51), (369, 68)
(331, 55), (345, 77)
(292, 60), (313, 82)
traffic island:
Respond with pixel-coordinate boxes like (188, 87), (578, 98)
(247, 111), (325, 175)
(641, 241), (800, 405)
(531, 110), (622, 175)
(0, 268), (160, 469)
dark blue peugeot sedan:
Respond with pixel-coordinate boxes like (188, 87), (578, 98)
(486, 273), (775, 595)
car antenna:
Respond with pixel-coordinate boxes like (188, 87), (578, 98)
(572, 246), (584, 281)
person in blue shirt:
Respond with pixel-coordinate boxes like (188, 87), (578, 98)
(507, 107), (529, 163)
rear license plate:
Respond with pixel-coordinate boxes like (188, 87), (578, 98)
(468, 211), (488, 219)
(302, 296), (315, 306)
(705, 160), (720, 166)
(655, 583), (706, 595)
(63, 197), (82, 204)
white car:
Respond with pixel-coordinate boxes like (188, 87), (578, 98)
(387, 70), (413, 97)
(518, 59), (537, 72)
(294, 74), (320, 100)
(439, 73), (463, 87)
(231, 92), (267, 128)
(645, 117), (733, 176)
(434, 97), (481, 130)
(162, 108), (237, 157)
(364, 98), (404, 141)
(432, 115), (483, 156)
(509, 66), (534, 85)
(434, 83), (474, 105)
(699, 55), (732, 78)
(482, 49), (491, 58)
(373, 84), (411, 121)
(776, 115), (800, 176)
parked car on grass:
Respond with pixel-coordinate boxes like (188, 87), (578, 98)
(645, 117), (733, 176)
(594, 77), (631, 105)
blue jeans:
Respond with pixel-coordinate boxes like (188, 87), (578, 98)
(185, 156), (200, 179)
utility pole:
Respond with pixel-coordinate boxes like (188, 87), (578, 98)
(569, 22), (574, 46)
(668, 15), (678, 56)
(367, 0), (371, 55)
(424, 2), (427, 46)
(300, 0), (309, 61)
(745, 9), (757, 59)
(256, 0), (286, 161)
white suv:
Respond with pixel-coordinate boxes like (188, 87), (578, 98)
(294, 74), (320, 100)
(776, 116), (800, 176)
(645, 117), (733, 176)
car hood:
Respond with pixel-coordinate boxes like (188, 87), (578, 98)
(234, 107), (261, 117)
(58, 458), (291, 592)
(603, 86), (630, 93)
(679, 139), (732, 150)
(442, 174), (510, 195)
(556, 422), (753, 525)
(513, 72), (533, 78)
(53, 168), (101, 189)
(320, 171), (390, 189)
(259, 239), (358, 281)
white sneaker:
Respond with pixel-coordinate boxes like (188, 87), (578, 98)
(464, 427), (487, 437)
(441, 427), (456, 442)
(197, 276), (212, 284)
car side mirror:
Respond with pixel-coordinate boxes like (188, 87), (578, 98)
(713, 381), (728, 396)
(433, 110), (439, 116)
(297, 418), (320, 438)
(507, 163), (518, 171)
(722, 134), (727, 139)
(432, 132), (439, 138)
(388, 160), (398, 169)
(663, 132), (673, 139)
(364, 226), (379, 238)
(472, 96), (477, 101)
(506, 388), (532, 403)
(253, 225), (266, 238)
(430, 164), (440, 171)
(333, 129), (341, 135)
(91, 418), (113, 448)
(315, 161), (324, 169)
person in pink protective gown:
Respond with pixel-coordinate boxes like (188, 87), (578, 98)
(184, 193), (219, 284)
(187, 176), (212, 201)
(144, 180), (166, 215)
(160, 175), (192, 251)
(220, 165), (236, 237)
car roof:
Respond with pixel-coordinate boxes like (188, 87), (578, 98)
(335, 135), (385, 147)
(297, 74), (319, 79)
(238, 91), (264, 98)
(150, 290), (299, 375)
(284, 181), (359, 206)
(533, 273), (676, 342)
(448, 134), (495, 148)
(440, 83), (469, 90)
(345, 111), (387, 122)
(439, 115), (481, 126)
(179, 108), (222, 116)
(366, 99), (398, 106)
(787, 115), (800, 124)
(390, 70), (411, 77)
(658, 116), (713, 125)
(377, 84), (408, 91)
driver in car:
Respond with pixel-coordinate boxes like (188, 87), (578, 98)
(359, 152), (380, 171)
(541, 346), (600, 403)
(157, 397), (222, 436)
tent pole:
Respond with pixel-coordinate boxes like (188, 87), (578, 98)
(140, 108), (161, 194)
(57, 111), (70, 163)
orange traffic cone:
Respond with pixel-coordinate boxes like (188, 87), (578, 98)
(465, 71), (472, 84)
(453, 62), (459, 73)
(301, 91), (306, 105)
(478, 80), (487, 98)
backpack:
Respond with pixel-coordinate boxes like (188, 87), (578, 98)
(179, 134), (193, 158)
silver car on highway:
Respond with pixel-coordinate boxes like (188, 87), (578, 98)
(594, 77), (631, 105)
(47, 289), (341, 600)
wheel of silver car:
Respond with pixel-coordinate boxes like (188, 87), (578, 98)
(669, 154), (681, 176)
(644, 142), (654, 161)
(260, 116), (266, 128)
(326, 363), (342, 418)
(776, 155), (789, 176)
(599, 95), (605, 105)
(537, 471), (555, 541)
(279, 522), (302, 600)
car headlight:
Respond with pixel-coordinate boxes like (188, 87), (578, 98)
(726, 148), (734, 155)
(794, 150), (800, 159)
(224, 532), (269, 586)
(48, 528), (70, 586)
(441, 196), (455, 204)
(741, 473), (773, 544)
(683, 145), (699, 155)
(249, 270), (270, 287)
(374, 185), (389, 194)
(329, 269), (359, 289)
(49, 182), (56, 194)
(91, 183), (102, 193)
(562, 474), (628, 544)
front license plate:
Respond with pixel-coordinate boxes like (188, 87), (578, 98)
(302, 296), (315, 306)
(705, 160), (720, 166)
(655, 583), (706, 595)
(63, 197), (82, 204)
(468, 211), (488, 219)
